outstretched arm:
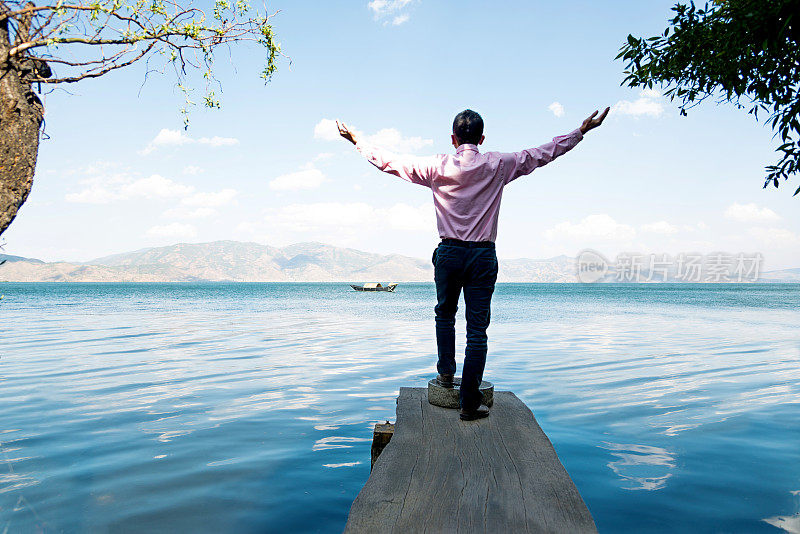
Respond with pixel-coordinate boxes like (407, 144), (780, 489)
(504, 107), (610, 184)
(338, 121), (433, 187)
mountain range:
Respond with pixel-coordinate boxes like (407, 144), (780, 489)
(0, 240), (797, 283)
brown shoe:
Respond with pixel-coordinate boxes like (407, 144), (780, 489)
(460, 404), (490, 421)
(436, 374), (454, 388)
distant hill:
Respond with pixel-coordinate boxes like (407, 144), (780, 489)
(0, 241), (434, 282)
(0, 253), (44, 264)
(0, 241), (797, 282)
(759, 267), (800, 282)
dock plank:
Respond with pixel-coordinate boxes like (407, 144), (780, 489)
(344, 387), (597, 533)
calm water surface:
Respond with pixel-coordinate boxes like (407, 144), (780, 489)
(1, 283), (799, 533)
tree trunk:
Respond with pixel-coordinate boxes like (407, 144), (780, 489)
(0, 8), (44, 237)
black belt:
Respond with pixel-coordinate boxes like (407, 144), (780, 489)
(440, 238), (495, 249)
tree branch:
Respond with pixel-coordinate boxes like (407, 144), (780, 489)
(1, 0), (284, 123)
(41, 40), (153, 82)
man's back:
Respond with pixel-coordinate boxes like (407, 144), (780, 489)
(356, 128), (583, 242)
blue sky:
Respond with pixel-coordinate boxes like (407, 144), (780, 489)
(3, 0), (799, 270)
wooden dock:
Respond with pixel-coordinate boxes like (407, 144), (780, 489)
(344, 387), (597, 533)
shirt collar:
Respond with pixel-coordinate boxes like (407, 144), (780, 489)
(456, 144), (480, 154)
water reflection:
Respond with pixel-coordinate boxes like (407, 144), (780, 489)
(1, 282), (799, 532)
(602, 442), (675, 491)
(763, 490), (800, 533)
(323, 462), (361, 468)
(313, 436), (371, 451)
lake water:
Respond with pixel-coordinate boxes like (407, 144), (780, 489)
(1, 283), (799, 533)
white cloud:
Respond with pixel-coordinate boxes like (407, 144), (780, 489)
(641, 221), (679, 235)
(383, 202), (433, 231)
(65, 186), (120, 204)
(63, 170), (130, 204)
(182, 165), (204, 175)
(120, 175), (195, 199)
(142, 129), (239, 154)
(65, 163), (241, 216)
(276, 202), (376, 230)
(181, 188), (238, 207)
(269, 166), (327, 191)
(147, 129), (192, 149)
(724, 202), (781, 223)
(548, 102), (565, 117)
(66, 174), (194, 204)
(235, 221), (256, 234)
(162, 206), (217, 220)
(392, 14), (409, 25)
(198, 135), (239, 147)
(614, 89), (665, 118)
(145, 223), (197, 239)
(368, 0), (412, 14)
(544, 214), (637, 241)
(65, 168), (238, 220)
(314, 118), (433, 153)
(366, 128), (433, 153)
(747, 227), (800, 247)
(314, 119), (341, 141)
(62, 161), (118, 177)
(368, 0), (413, 24)
(264, 201), (434, 233)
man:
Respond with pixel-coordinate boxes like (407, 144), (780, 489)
(338, 107), (608, 420)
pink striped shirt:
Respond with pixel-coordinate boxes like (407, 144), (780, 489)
(356, 128), (584, 242)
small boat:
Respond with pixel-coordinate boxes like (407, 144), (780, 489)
(350, 282), (398, 292)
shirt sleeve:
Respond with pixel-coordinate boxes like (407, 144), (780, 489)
(355, 142), (433, 188)
(502, 128), (584, 184)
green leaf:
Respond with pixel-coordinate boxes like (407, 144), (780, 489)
(615, 0), (800, 195)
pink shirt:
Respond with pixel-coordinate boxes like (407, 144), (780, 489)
(356, 128), (584, 242)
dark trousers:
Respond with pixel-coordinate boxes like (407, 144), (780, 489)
(432, 241), (498, 412)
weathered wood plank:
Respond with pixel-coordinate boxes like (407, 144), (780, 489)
(371, 421), (395, 469)
(345, 387), (597, 534)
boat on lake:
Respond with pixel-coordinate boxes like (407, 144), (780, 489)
(350, 282), (398, 292)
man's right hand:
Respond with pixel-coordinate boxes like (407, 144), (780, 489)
(337, 121), (358, 145)
(580, 107), (610, 134)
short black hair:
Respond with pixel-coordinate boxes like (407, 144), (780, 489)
(452, 109), (484, 145)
